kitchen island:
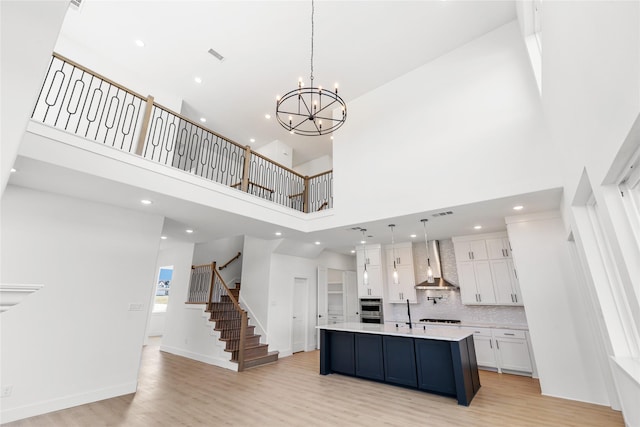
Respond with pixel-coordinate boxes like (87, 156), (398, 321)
(317, 323), (480, 406)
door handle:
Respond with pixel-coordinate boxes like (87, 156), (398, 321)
(496, 340), (500, 350)
(318, 314), (322, 318)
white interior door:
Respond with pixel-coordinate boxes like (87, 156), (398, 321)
(292, 277), (308, 353)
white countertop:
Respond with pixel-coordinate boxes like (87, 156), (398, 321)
(317, 322), (473, 341)
(386, 320), (529, 331)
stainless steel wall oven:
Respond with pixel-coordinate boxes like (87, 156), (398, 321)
(359, 298), (383, 323)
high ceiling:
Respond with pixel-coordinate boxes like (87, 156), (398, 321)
(10, 1), (563, 255)
(55, 0), (517, 166)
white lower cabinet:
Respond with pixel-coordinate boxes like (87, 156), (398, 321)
(467, 328), (497, 369)
(463, 327), (533, 375)
(493, 329), (532, 373)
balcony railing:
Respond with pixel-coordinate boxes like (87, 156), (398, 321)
(31, 53), (333, 213)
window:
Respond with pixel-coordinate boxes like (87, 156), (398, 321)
(153, 266), (173, 313)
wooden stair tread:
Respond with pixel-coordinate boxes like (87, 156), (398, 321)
(241, 351), (280, 369)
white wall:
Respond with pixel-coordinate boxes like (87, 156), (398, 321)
(240, 236), (282, 341)
(254, 140), (293, 169)
(0, 186), (164, 423)
(192, 235), (244, 285)
(267, 250), (356, 356)
(541, 1), (639, 209)
(333, 21), (558, 226)
(506, 212), (609, 405)
(0, 1), (68, 196)
(294, 155), (333, 177)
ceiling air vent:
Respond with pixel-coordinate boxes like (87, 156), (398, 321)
(208, 48), (225, 62)
(69, 0), (84, 11)
(432, 211), (454, 217)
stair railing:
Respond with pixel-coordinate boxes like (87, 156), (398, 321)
(31, 52), (333, 214)
(187, 262), (247, 371)
(209, 265), (247, 371)
(218, 252), (241, 271)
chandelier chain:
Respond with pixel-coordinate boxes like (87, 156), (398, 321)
(310, 0), (314, 85)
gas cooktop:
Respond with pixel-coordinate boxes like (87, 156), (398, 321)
(419, 318), (462, 324)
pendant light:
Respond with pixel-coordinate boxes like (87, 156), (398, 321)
(361, 229), (369, 286)
(421, 219), (435, 283)
(389, 224), (399, 285)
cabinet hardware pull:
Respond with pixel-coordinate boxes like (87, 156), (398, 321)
(468, 251), (472, 260)
(496, 340), (500, 349)
(474, 331), (481, 334)
(504, 333), (515, 336)
(489, 340), (493, 349)
(478, 294), (481, 302)
(514, 294), (518, 302)
(511, 294), (514, 303)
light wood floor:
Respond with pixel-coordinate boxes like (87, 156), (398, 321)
(8, 338), (624, 426)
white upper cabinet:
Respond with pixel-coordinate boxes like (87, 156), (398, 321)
(453, 232), (520, 306)
(356, 244), (384, 298)
(453, 239), (488, 261)
(486, 237), (512, 259)
(384, 242), (417, 303)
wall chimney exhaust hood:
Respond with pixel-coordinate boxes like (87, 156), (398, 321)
(415, 240), (458, 290)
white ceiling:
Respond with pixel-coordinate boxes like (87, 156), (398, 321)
(55, 0), (517, 166)
(10, 1), (564, 256)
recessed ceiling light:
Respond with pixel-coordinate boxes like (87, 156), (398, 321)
(410, 234), (417, 238)
(160, 236), (168, 240)
(330, 136), (334, 140)
(315, 241), (321, 245)
(10, 168), (16, 173)
(185, 229), (194, 234)
(360, 240), (366, 244)
(265, 114), (271, 119)
(135, 39), (145, 47)
(194, 77), (202, 84)
(275, 231), (282, 236)
(513, 205), (524, 211)
(250, 138), (255, 143)
(200, 118), (206, 123)
(140, 199), (153, 205)
(350, 250), (356, 254)
(474, 225), (482, 230)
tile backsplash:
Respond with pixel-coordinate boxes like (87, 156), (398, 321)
(386, 239), (528, 326)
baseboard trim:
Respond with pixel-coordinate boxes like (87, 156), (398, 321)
(159, 344), (238, 372)
(0, 382), (137, 424)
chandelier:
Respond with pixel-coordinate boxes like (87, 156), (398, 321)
(275, 0), (347, 136)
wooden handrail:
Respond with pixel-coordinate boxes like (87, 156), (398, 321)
(308, 169), (334, 180)
(231, 181), (274, 194)
(317, 202), (329, 211)
(219, 252), (241, 271)
(288, 192), (304, 199)
(52, 52), (147, 100)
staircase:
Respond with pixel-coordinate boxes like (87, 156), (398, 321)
(207, 284), (279, 370)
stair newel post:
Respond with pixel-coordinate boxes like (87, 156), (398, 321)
(303, 175), (310, 213)
(135, 95), (154, 156)
(241, 146), (252, 193)
(238, 311), (247, 372)
(207, 262), (217, 311)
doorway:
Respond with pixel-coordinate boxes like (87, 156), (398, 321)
(292, 277), (308, 353)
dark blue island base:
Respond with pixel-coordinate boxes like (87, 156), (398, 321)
(319, 328), (481, 406)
